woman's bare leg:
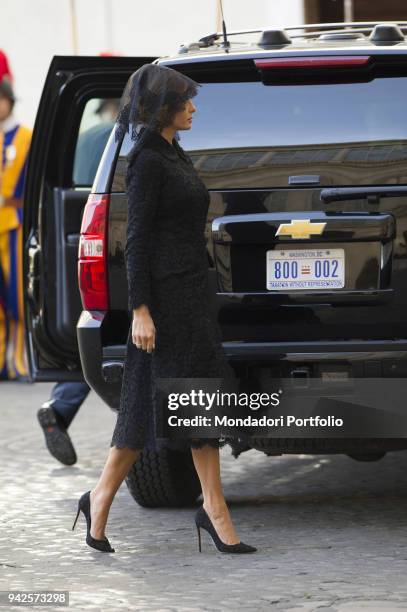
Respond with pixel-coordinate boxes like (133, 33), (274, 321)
(191, 444), (239, 545)
(89, 446), (141, 539)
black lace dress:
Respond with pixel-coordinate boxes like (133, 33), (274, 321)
(110, 128), (236, 452)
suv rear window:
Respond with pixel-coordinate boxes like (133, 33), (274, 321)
(111, 75), (407, 190)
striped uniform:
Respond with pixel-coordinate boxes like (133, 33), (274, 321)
(0, 116), (32, 379)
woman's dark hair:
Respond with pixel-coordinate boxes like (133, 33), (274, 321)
(115, 63), (201, 144)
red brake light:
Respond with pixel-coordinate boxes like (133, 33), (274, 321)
(78, 194), (110, 310)
(254, 55), (371, 69)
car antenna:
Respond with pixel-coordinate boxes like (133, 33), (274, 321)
(219, 0), (230, 51)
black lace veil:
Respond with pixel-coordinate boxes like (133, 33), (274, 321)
(114, 62), (201, 162)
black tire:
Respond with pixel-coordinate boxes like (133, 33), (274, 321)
(124, 448), (202, 508)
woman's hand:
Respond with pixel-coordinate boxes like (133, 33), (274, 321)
(132, 305), (156, 353)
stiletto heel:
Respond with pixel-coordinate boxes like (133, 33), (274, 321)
(194, 505), (257, 554)
(196, 524), (202, 552)
(72, 505), (80, 531)
(72, 490), (115, 553)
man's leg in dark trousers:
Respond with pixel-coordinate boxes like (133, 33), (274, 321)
(37, 382), (91, 465)
(43, 382), (91, 428)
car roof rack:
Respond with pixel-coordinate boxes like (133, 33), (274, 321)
(286, 20), (407, 39)
(178, 21), (407, 53)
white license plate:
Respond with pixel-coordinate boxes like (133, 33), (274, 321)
(266, 248), (345, 290)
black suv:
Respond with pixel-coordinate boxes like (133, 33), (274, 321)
(24, 21), (407, 507)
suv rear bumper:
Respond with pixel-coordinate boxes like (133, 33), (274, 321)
(103, 338), (407, 359)
(77, 311), (123, 409)
(77, 310), (407, 410)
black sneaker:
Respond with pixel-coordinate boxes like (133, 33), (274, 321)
(37, 406), (77, 465)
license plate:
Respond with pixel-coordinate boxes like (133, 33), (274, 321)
(266, 248), (345, 290)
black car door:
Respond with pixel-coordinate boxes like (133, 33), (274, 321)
(23, 55), (158, 381)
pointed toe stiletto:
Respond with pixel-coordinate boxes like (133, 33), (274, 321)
(72, 490), (115, 553)
(195, 505), (257, 554)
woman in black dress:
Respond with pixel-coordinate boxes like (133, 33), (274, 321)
(72, 64), (256, 554)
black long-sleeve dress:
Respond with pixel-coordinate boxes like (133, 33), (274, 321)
(110, 128), (235, 452)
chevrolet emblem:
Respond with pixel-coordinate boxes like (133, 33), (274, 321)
(275, 219), (326, 240)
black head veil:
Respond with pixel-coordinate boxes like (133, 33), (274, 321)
(114, 63), (201, 162)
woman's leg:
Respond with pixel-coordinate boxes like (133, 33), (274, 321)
(191, 445), (239, 545)
(89, 446), (141, 539)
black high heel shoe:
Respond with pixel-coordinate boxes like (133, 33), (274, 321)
(72, 490), (115, 553)
(195, 505), (257, 554)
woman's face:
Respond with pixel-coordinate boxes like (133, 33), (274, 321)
(171, 98), (196, 131)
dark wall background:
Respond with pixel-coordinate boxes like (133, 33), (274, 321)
(305, 0), (407, 23)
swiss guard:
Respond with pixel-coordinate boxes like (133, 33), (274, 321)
(0, 78), (32, 379)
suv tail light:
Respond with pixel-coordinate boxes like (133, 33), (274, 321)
(78, 194), (110, 310)
(254, 56), (371, 69)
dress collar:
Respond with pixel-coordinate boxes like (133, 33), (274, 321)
(136, 124), (188, 161)
(145, 129), (180, 161)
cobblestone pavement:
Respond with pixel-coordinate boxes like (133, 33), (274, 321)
(1, 380), (407, 611)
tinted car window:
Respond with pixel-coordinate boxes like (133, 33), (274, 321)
(111, 131), (132, 192)
(73, 97), (120, 187)
(181, 78), (407, 148)
(112, 77), (407, 189)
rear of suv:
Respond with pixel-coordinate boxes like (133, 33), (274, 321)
(24, 22), (407, 507)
